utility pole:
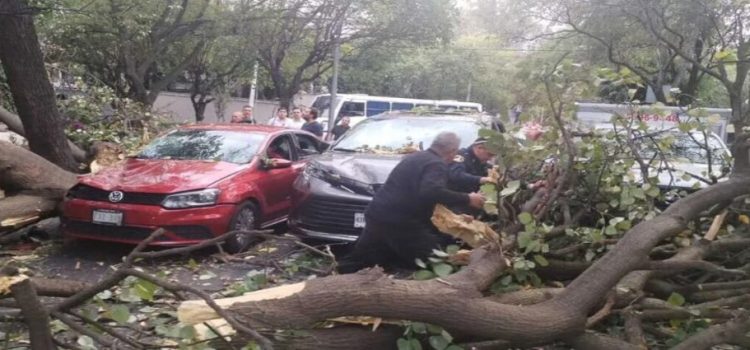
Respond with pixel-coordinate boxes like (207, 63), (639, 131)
(248, 62), (258, 107)
(327, 22), (342, 140)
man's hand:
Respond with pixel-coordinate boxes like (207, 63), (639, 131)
(460, 214), (474, 223)
(479, 176), (494, 184)
(468, 192), (486, 209)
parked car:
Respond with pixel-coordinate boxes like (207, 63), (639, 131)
(288, 112), (497, 242)
(629, 129), (732, 190)
(62, 124), (326, 252)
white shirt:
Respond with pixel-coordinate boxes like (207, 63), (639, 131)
(267, 117), (288, 127)
(287, 118), (305, 129)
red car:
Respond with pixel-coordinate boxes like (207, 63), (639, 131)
(62, 124), (325, 252)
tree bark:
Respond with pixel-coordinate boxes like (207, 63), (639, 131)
(9, 278), (57, 350)
(0, 195), (58, 224)
(0, 141), (77, 197)
(176, 167), (750, 347)
(0, 106), (86, 162)
(0, 0), (78, 171)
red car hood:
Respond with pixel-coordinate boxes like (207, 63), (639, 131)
(79, 158), (248, 193)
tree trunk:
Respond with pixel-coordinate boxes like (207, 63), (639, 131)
(0, 0), (78, 171)
(177, 164), (750, 348)
(0, 141), (77, 197)
(0, 105), (86, 162)
(0, 195), (58, 224)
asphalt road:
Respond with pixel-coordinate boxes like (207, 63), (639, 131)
(26, 234), (313, 293)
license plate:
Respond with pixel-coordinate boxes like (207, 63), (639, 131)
(353, 213), (366, 228)
(92, 210), (123, 226)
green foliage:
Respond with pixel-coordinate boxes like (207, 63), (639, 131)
(399, 322), (460, 350)
(59, 80), (173, 152)
(413, 246), (461, 280)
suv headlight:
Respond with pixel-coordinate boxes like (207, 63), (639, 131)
(162, 189), (220, 209)
(303, 162), (325, 179)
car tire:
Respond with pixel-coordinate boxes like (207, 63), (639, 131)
(225, 201), (260, 254)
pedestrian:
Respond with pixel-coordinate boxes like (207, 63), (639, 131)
(267, 107), (289, 127)
(337, 132), (486, 273)
(241, 105), (256, 124)
(331, 116), (351, 140)
(230, 111), (245, 123)
(288, 107), (306, 129)
(301, 108), (323, 137)
(448, 137), (497, 216)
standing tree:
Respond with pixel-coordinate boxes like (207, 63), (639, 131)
(0, 0), (78, 171)
(243, 0), (456, 107)
(45, 0), (213, 106)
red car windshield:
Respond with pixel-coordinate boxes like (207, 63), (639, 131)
(137, 129), (265, 164)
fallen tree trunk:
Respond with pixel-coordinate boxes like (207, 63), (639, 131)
(0, 195), (58, 227)
(0, 141), (76, 197)
(175, 172), (750, 348)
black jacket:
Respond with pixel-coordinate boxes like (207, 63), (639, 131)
(366, 149), (469, 225)
(448, 147), (490, 194)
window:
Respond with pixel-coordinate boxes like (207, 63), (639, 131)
(137, 130), (265, 164)
(266, 135), (293, 161)
(339, 101), (365, 118)
(295, 134), (322, 158)
(392, 102), (414, 111)
(366, 101), (390, 117)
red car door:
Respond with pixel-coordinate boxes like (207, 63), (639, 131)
(254, 134), (298, 223)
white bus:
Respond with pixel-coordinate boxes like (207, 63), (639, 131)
(309, 94), (484, 129)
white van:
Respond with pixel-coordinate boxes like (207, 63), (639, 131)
(310, 94), (483, 130)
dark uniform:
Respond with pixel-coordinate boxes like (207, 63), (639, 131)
(338, 149), (470, 273)
(447, 147), (491, 215)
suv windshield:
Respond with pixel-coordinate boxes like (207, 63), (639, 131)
(637, 132), (728, 165)
(138, 130), (265, 163)
(332, 117), (484, 153)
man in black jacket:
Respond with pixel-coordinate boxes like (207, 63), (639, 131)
(448, 137), (496, 215)
(338, 132), (486, 273)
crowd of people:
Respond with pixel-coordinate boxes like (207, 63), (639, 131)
(229, 104), (351, 140)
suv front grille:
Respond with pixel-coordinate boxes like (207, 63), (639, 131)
(67, 184), (166, 206)
(298, 198), (368, 236)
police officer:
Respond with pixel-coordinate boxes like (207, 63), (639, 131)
(448, 137), (496, 215)
(338, 132), (486, 273)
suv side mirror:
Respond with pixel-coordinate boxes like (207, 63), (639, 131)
(264, 158), (292, 169)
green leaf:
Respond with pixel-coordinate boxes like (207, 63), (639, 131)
(500, 274), (513, 286)
(411, 322), (427, 334)
(432, 263), (453, 277)
(415, 258), (427, 269)
(426, 324), (443, 334)
(187, 258), (200, 271)
(445, 245), (460, 255)
(440, 329), (454, 343)
(428, 335), (449, 350)
(397, 338), (412, 350)
(667, 292), (686, 307)
(445, 346), (463, 350)
(517, 231), (533, 249)
(109, 305), (130, 324)
(431, 249), (449, 258)
(604, 225), (618, 236)
(500, 180), (521, 196)
(77, 336), (96, 350)
(414, 270), (435, 280)
(133, 278), (157, 302)
(179, 325), (196, 340)
(533, 254), (549, 267)
(518, 212), (533, 225)
(410, 338), (423, 350)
